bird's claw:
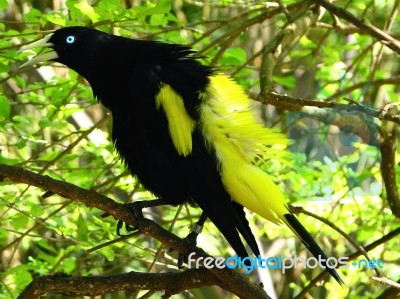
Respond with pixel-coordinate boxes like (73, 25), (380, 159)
(116, 202), (147, 236)
(177, 222), (203, 268)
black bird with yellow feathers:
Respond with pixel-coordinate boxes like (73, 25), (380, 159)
(20, 26), (343, 285)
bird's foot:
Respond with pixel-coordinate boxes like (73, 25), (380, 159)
(117, 199), (165, 236)
(177, 220), (204, 268)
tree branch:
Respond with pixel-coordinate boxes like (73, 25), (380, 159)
(17, 265), (270, 299)
(255, 91), (400, 124)
(376, 278), (400, 299)
(0, 163), (271, 299)
(326, 76), (400, 101)
(380, 127), (400, 218)
(311, 0), (400, 54)
(260, 8), (317, 93)
(18, 269), (217, 299)
(0, 163), (189, 252)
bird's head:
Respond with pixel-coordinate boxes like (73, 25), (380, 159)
(20, 26), (112, 75)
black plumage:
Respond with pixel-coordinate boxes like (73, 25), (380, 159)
(20, 26), (344, 285)
(41, 27), (258, 259)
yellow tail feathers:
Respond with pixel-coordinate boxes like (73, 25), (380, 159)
(221, 160), (288, 224)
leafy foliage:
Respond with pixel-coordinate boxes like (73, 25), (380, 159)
(1, 0), (399, 298)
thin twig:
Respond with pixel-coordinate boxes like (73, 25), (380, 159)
(256, 91), (400, 124)
(311, 0), (400, 54)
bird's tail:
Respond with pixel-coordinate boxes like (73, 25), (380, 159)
(198, 75), (344, 284)
(282, 212), (345, 286)
(220, 160), (345, 285)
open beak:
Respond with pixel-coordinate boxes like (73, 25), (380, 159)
(19, 33), (58, 68)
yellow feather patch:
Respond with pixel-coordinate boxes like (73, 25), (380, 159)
(221, 160), (288, 224)
(199, 74), (290, 224)
(156, 84), (195, 156)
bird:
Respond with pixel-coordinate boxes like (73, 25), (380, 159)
(20, 26), (344, 285)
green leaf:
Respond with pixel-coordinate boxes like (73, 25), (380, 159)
(38, 150), (61, 162)
(37, 239), (58, 254)
(134, 0), (171, 17)
(46, 13), (66, 26)
(77, 212), (88, 241)
(0, 0), (8, 10)
(38, 118), (51, 128)
(221, 47), (247, 66)
(5, 265), (33, 291)
(149, 0), (171, 15)
(61, 256), (77, 273)
(0, 61), (9, 73)
(22, 7), (42, 24)
(74, 2), (100, 23)
(99, 246), (115, 261)
(30, 204), (44, 217)
(11, 214), (29, 230)
(0, 95), (11, 119)
(273, 75), (296, 89)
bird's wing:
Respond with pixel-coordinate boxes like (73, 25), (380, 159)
(198, 74), (291, 224)
(155, 83), (195, 157)
(127, 64), (257, 257)
(182, 130), (256, 258)
(199, 74), (290, 164)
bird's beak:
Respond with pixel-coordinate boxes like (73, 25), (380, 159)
(19, 33), (58, 68)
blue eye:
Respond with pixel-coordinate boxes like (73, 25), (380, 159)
(66, 35), (75, 44)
